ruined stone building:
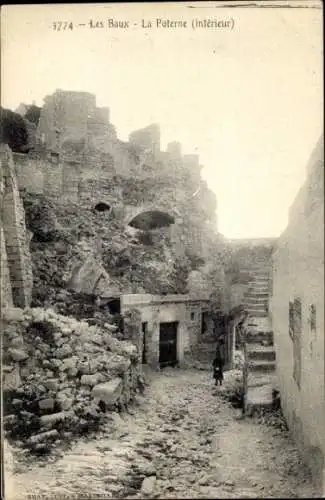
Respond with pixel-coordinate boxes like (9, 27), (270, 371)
(11, 89), (225, 310)
(129, 123), (160, 157)
(271, 135), (324, 490)
(37, 89), (116, 153)
(120, 293), (212, 369)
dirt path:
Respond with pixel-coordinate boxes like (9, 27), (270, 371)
(7, 369), (317, 499)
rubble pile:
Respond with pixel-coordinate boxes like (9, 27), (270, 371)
(2, 307), (143, 455)
(21, 192), (192, 305)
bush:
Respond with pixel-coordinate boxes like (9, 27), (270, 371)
(0, 107), (29, 152)
(233, 350), (245, 370)
(24, 105), (41, 126)
(218, 369), (244, 409)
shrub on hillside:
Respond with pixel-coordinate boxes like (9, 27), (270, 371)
(24, 105), (41, 126)
(217, 369), (244, 409)
(0, 108), (29, 153)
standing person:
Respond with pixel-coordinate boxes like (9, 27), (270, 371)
(212, 337), (225, 386)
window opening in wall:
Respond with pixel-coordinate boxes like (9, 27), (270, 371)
(94, 202), (111, 212)
(201, 312), (208, 335)
(191, 312), (195, 321)
(308, 304), (317, 357)
(309, 304), (316, 332)
(290, 297), (302, 389)
(289, 300), (294, 339)
(142, 322), (148, 364)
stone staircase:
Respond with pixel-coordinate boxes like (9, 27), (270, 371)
(245, 330), (278, 415)
(242, 266), (278, 415)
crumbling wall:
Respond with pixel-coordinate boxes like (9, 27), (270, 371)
(2, 307), (143, 455)
(0, 225), (13, 307)
(0, 144), (33, 308)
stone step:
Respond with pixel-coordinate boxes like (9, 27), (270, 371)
(247, 316), (271, 326)
(246, 333), (273, 346)
(249, 359), (276, 372)
(245, 305), (268, 312)
(246, 310), (269, 318)
(245, 384), (274, 416)
(245, 303), (268, 311)
(248, 371), (278, 390)
(245, 295), (268, 301)
(246, 292), (269, 298)
(249, 286), (269, 292)
(247, 344), (276, 361)
(250, 291), (269, 296)
(251, 278), (269, 281)
(245, 295), (269, 302)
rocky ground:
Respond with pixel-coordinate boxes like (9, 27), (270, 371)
(6, 368), (317, 499)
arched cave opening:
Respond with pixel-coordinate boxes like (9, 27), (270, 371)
(128, 210), (175, 231)
(94, 202), (111, 213)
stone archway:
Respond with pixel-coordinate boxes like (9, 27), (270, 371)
(125, 204), (176, 231)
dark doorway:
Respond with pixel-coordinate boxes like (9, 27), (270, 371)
(159, 322), (178, 368)
(142, 322), (148, 364)
(201, 311), (208, 335)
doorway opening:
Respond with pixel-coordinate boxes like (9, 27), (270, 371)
(142, 322), (148, 364)
(159, 321), (178, 368)
(201, 311), (208, 335)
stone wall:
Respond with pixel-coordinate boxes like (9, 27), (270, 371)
(2, 306), (143, 454)
(1, 144), (33, 308)
(271, 135), (324, 490)
(0, 225), (13, 308)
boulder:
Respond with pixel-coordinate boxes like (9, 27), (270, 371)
(56, 344), (73, 359)
(39, 398), (55, 411)
(40, 410), (75, 429)
(141, 476), (157, 496)
(91, 333), (103, 345)
(27, 429), (59, 446)
(80, 374), (100, 387)
(2, 307), (25, 322)
(92, 378), (123, 406)
(8, 348), (28, 362)
(9, 337), (24, 348)
(3, 365), (21, 391)
(57, 397), (73, 411)
(60, 356), (78, 372)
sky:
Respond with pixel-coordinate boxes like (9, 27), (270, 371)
(1, 2), (323, 238)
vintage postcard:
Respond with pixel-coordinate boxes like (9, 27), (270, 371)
(1, 1), (323, 499)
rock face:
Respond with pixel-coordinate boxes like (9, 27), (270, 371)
(2, 306), (143, 454)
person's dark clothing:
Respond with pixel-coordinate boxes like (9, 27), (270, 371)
(212, 343), (225, 386)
